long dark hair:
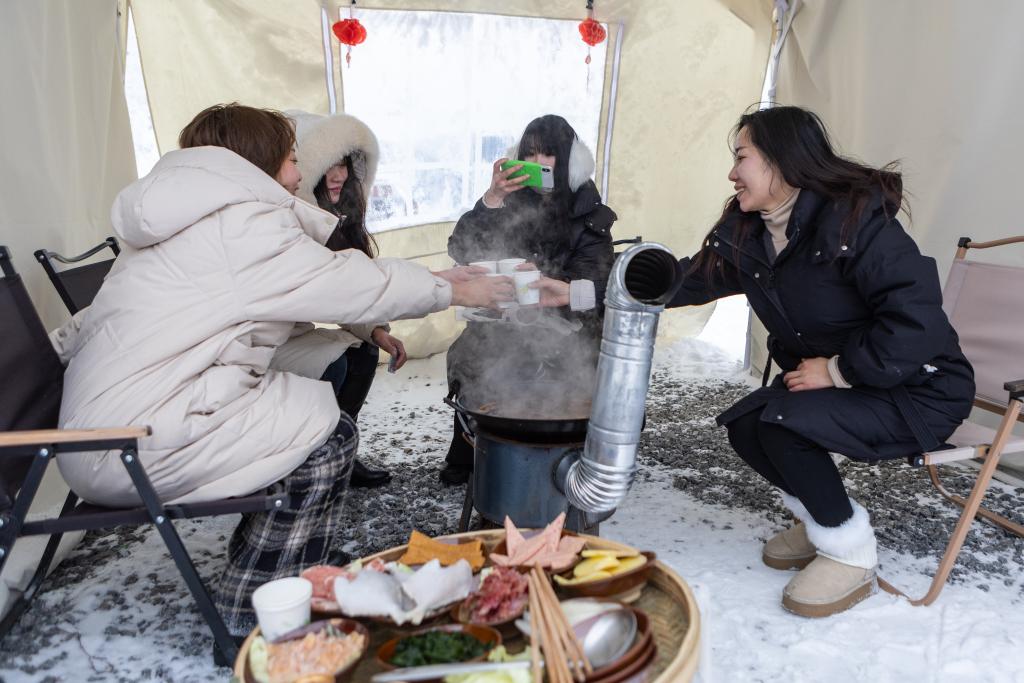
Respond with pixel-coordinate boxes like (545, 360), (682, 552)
(691, 105), (908, 282)
(314, 156), (378, 257)
(511, 115), (582, 257)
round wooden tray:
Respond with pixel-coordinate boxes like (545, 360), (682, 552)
(234, 530), (701, 682)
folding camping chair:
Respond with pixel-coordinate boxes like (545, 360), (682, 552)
(0, 245), (288, 664)
(34, 237), (120, 315)
(877, 235), (1024, 605)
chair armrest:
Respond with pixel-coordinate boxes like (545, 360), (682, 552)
(1006, 379), (1024, 401)
(0, 426), (150, 449)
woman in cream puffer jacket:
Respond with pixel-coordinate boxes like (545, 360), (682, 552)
(55, 104), (508, 637)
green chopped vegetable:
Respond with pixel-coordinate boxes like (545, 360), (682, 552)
(390, 630), (488, 667)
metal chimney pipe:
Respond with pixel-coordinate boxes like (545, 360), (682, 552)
(564, 242), (679, 513)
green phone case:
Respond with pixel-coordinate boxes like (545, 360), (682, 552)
(500, 160), (554, 189)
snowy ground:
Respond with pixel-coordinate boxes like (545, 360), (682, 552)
(2, 298), (1023, 682)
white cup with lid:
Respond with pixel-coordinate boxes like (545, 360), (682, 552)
(251, 576), (313, 641)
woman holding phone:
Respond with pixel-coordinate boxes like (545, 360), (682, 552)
(441, 114), (616, 485)
(272, 110), (402, 488)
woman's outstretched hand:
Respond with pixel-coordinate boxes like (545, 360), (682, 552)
(482, 158), (529, 208)
(371, 327), (407, 371)
(783, 357), (834, 391)
(529, 276), (571, 308)
(434, 266), (514, 308)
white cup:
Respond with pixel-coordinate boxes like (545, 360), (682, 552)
(497, 258), (527, 274)
(487, 272), (515, 308)
(469, 260), (497, 274)
(251, 577), (313, 642)
(513, 269), (541, 305)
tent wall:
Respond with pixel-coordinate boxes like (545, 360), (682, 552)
(0, 0), (137, 618)
(129, 0), (760, 356)
(747, 0), (1024, 378)
(0, 0), (137, 331)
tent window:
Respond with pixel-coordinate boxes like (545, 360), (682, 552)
(340, 9), (608, 233)
(125, 8), (159, 178)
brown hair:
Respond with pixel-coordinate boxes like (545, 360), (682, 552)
(178, 103), (295, 179)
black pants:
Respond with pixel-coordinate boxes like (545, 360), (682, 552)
(321, 343), (380, 421)
(726, 410), (854, 527)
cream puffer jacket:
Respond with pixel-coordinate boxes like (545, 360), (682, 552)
(57, 146), (451, 506)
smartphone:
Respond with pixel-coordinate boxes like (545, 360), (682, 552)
(500, 160), (554, 190)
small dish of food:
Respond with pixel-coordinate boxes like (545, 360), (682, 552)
(552, 550), (656, 602)
(450, 566), (528, 638)
(376, 623), (501, 671)
(241, 618), (369, 683)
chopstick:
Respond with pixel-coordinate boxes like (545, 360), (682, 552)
(529, 565), (593, 682)
(527, 568), (569, 683)
(527, 577), (543, 683)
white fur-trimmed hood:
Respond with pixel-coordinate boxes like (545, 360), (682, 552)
(287, 110), (380, 206)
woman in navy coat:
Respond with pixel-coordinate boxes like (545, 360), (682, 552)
(669, 106), (974, 617)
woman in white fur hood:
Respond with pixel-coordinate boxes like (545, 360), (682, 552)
(272, 110), (400, 488)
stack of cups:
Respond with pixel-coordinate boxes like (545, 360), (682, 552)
(251, 577), (313, 642)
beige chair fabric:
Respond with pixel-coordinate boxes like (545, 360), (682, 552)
(942, 258), (1024, 407)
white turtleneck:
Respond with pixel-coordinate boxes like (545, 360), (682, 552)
(760, 187), (800, 261)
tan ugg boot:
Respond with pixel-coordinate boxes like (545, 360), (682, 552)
(762, 523), (816, 570)
(781, 499), (878, 618)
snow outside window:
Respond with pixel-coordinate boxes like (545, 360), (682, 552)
(341, 9), (608, 233)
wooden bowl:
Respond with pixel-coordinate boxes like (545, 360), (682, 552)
(375, 622), (502, 671)
(554, 552), (656, 601)
(589, 638), (657, 683)
(234, 618), (369, 683)
(584, 607), (651, 681)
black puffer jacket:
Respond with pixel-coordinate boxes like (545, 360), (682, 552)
(669, 189), (974, 461)
(446, 181), (615, 389)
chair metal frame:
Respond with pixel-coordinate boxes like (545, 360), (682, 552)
(878, 235), (1024, 605)
(34, 237), (120, 315)
(0, 246), (287, 664)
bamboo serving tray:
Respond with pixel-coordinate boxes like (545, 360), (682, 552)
(233, 529), (700, 682)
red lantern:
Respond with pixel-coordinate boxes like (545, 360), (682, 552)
(578, 4), (606, 72)
(578, 17), (606, 49)
(332, 7), (367, 68)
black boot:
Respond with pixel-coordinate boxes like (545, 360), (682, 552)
(440, 414), (474, 486)
(350, 459), (391, 488)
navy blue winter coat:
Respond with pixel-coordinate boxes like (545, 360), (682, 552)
(669, 189), (974, 461)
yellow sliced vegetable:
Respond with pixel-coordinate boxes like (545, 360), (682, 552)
(573, 556), (619, 578)
(612, 555), (647, 574)
(554, 571), (613, 586)
(580, 549), (640, 559)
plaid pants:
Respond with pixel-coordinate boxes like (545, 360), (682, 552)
(213, 415), (358, 634)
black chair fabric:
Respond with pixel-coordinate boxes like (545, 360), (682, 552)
(54, 260), (115, 314)
(0, 266), (65, 508)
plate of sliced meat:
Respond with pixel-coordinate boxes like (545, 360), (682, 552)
(488, 512), (586, 573)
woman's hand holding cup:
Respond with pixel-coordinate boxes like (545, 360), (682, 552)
(433, 265), (491, 284)
(482, 158), (528, 208)
(529, 276), (571, 308)
(450, 273), (514, 308)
